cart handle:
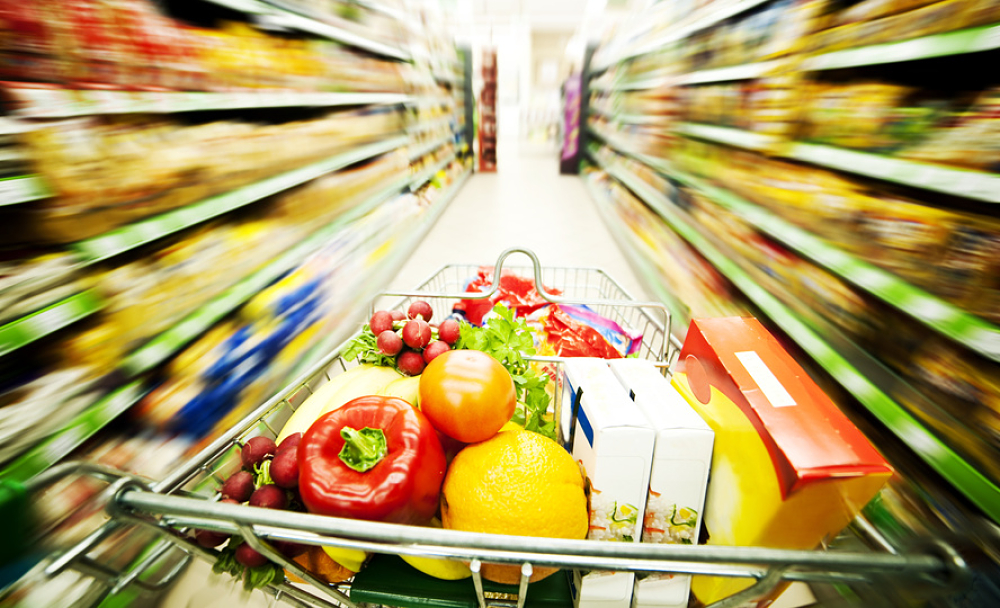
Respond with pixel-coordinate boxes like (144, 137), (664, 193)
(114, 487), (969, 590)
(380, 246), (676, 359)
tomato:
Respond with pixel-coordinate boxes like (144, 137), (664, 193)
(419, 349), (516, 443)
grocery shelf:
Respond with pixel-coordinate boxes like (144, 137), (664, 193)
(288, 168), (472, 380)
(787, 142), (1000, 204)
(803, 23), (1000, 71)
(409, 134), (452, 161)
(677, 122), (1000, 204)
(0, 289), (104, 359)
(0, 175), (51, 206)
(616, 73), (674, 91)
(593, 157), (1000, 523)
(583, 171), (690, 339)
(675, 59), (781, 85)
(120, 176), (411, 378)
(676, 122), (777, 151)
(409, 152), (456, 192)
(590, 105), (668, 126)
(203, 0), (409, 60)
(5, 87), (411, 119)
(0, 381), (148, 484)
(592, 0), (775, 70)
(72, 135), (408, 264)
(670, 168), (1000, 363)
(406, 95), (454, 109)
(408, 116), (451, 134)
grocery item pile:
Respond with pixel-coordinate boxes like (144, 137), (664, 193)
(196, 269), (892, 608)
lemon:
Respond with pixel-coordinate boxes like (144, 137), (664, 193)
(321, 547), (367, 572)
(441, 429), (588, 584)
(498, 420), (522, 432)
(401, 554), (472, 580)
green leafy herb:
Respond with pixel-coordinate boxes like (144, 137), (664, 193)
(254, 460), (273, 488)
(456, 304), (556, 440)
(343, 323), (399, 368)
(212, 540), (284, 591)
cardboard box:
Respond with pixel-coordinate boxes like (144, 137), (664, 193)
(608, 359), (714, 608)
(564, 358), (656, 608)
(670, 318), (893, 606)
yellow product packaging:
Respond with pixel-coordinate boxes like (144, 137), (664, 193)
(854, 195), (956, 284)
(898, 0), (966, 39)
(670, 317), (893, 607)
(963, 0), (1000, 29)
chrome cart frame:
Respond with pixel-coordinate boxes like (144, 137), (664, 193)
(19, 248), (969, 608)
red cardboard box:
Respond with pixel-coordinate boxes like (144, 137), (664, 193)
(670, 317), (892, 606)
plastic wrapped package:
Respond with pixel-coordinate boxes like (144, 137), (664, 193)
(528, 304), (642, 359)
(454, 267), (562, 326)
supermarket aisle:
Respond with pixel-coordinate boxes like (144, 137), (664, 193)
(389, 141), (650, 300)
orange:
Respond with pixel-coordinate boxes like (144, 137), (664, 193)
(440, 429), (588, 583)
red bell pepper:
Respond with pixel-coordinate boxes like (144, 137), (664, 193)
(298, 395), (446, 525)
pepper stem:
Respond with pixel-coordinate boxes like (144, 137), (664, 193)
(339, 426), (388, 473)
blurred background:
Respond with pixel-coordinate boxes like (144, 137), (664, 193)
(0, 0), (999, 606)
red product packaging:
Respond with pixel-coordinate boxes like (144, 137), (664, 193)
(670, 317), (893, 606)
(453, 267), (561, 325)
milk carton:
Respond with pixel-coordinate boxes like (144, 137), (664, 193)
(564, 358), (655, 608)
(608, 359), (714, 608)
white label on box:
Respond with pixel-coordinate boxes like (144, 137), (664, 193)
(734, 351), (796, 408)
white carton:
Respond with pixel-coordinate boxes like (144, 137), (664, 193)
(608, 359), (714, 608)
(564, 358), (656, 608)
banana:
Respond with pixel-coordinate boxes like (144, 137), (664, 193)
(277, 364), (402, 442)
(321, 546), (368, 573)
(378, 375), (421, 407)
(401, 554), (472, 580)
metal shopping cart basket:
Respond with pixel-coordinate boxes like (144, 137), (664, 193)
(16, 248), (968, 608)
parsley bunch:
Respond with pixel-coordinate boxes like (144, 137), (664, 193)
(456, 304), (556, 439)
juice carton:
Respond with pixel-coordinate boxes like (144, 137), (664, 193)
(608, 359), (714, 608)
(564, 358), (656, 608)
(670, 318), (893, 606)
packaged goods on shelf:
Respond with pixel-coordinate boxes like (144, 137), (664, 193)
(609, 359), (713, 608)
(671, 317), (893, 606)
(808, 0), (1000, 53)
(10, 107), (402, 242)
(0, 252), (86, 324)
(585, 169), (748, 323)
(0, 1), (407, 93)
(0, 363), (104, 465)
(564, 358), (655, 608)
(673, 140), (1000, 321)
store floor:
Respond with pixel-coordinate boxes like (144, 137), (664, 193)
(156, 140), (814, 608)
(387, 139), (649, 298)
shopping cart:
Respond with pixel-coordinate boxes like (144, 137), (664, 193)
(17, 248), (968, 608)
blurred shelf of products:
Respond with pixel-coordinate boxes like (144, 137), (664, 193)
(585, 0), (1000, 605)
(0, 0), (472, 603)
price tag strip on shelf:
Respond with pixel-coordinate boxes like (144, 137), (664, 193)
(0, 175), (51, 206)
(788, 142), (1000, 204)
(0, 289), (105, 358)
(73, 136), (407, 264)
(803, 23), (1000, 71)
(593, 157), (1000, 523)
(7, 88), (410, 119)
(675, 123), (1000, 205)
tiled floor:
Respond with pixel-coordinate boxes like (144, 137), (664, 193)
(156, 141), (815, 608)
